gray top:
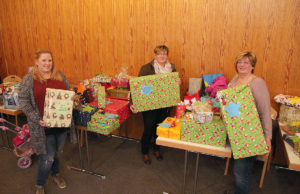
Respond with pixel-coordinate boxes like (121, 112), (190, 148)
(19, 72), (77, 155)
(229, 76), (272, 139)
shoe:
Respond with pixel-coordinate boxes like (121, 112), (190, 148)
(143, 154), (151, 165)
(53, 174), (67, 189)
(35, 185), (45, 194)
(154, 151), (163, 161)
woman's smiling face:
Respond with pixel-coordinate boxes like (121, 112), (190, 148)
(36, 53), (53, 74)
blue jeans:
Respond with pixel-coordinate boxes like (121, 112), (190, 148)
(234, 156), (256, 194)
(36, 131), (67, 186)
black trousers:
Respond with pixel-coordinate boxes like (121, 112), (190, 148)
(141, 108), (169, 154)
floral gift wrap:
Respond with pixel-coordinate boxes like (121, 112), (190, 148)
(97, 86), (106, 108)
(87, 112), (120, 135)
(129, 72), (180, 112)
(181, 113), (227, 147)
(216, 84), (268, 159)
(43, 88), (75, 128)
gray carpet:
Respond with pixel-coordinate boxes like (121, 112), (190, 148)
(1, 121), (300, 194)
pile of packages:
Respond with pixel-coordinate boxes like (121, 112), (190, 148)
(0, 75), (22, 110)
(275, 94), (300, 155)
(157, 74), (271, 159)
(72, 68), (131, 135)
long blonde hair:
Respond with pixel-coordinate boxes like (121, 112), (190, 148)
(32, 50), (63, 83)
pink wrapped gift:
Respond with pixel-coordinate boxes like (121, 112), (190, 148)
(104, 98), (130, 123)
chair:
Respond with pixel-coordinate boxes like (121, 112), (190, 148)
(224, 151), (271, 188)
(256, 151), (272, 188)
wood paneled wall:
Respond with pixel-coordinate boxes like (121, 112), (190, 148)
(0, 0), (299, 138)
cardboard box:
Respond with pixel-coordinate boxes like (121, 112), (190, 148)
(217, 85), (268, 159)
(181, 113), (227, 147)
(157, 117), (182, 140)
(130, 72), (180, 112)
(43, 88), (75, 128)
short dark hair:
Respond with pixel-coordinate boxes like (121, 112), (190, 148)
(154, 45), (169, 55)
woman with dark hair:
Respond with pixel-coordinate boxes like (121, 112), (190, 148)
(131, 45), (177, 165)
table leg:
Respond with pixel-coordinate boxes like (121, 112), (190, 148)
(67, 127), (105, 179)
(15, 115), (18, 126)
(193, 153), (200, 194)
(80, 128), (84, 147)
(224, 157), (230, 176)
(182, 151), (188, 194)
(85, 127), (90, 169)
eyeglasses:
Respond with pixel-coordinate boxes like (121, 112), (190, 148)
(156, 53), (168, 56)
(237, 60), (250, 65)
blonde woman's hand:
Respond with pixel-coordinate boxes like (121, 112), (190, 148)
(39, 120), (46, 127)
(130, 105), (137, 114)
(176, 78), (182, 86)
(265, 138), (272, 152)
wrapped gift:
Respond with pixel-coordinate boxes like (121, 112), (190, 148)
(43, 88), (75, 128)
(130, 72), (180, 112)
(216, 84), (268, 159)
(87, 112), (120, 135)
(189, 78), (202, 95)
(97, 86), (106, 108)
(3, 91), (20, 110)
(107, 87), (130, 100)
(157, 117), (182, 140)
(181, 113), (227, 147)
(104, 98), (130, 123)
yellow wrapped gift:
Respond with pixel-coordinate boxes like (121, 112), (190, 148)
(157, 117), (182, 140)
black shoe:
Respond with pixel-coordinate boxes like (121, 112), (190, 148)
(154, 151), (163, 161)
(143, 154), (151, 165)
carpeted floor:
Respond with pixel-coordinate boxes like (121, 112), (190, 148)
(1, 118), (299, 194)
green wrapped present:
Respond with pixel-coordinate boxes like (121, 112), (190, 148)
(181, 113), (227, 147)
(97, 86), (106, 108)
(129, 72), (180, 112)
(217, 84), (268, 159)
(87, 112), (120, 135)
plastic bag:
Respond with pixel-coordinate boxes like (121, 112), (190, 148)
(111, 66), (130, 88)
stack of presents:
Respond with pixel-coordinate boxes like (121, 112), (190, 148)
(141, 73), (269, 159)
(274, 94), (300, 155)
(0, 75), (22, 110)
(72, 68), (131, 135)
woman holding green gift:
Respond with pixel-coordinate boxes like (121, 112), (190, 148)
(19, 50), (77, 194)
(131, 45), (177, 164)
(224, 51), (272, 194)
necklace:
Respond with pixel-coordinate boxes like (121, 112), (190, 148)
(235, 75), (255, 86)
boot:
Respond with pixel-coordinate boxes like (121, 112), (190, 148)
(53, 174), (67, 189)
(35, 185), (45, 194)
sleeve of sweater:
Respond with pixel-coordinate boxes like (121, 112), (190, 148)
(250, 78), (272, 139)
(59, 72), (71, 89)
(18, 74), (41, 124)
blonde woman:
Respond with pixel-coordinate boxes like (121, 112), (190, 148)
(19, 50), (77, 194)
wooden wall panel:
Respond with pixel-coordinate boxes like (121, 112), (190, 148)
(0, 0), (299, 139)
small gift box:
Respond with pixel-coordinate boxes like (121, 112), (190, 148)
(43, 88), (75, 128)
(188, 78), (202, 95)
(104, 98), (130, 123)
(87, 112), (120, 135)
(157, 117), (182, 140)
(97, 86), (106, 108)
